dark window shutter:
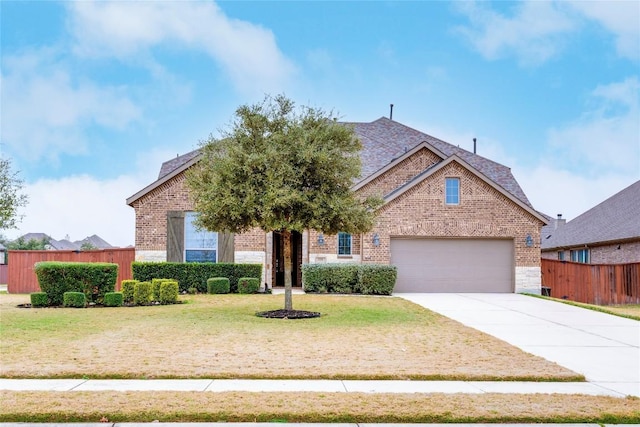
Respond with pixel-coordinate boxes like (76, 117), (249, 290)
(167, 211), (185, 262)
(218, 231), (235, 263)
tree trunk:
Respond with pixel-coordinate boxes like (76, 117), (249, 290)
(282, 229), (293, 310)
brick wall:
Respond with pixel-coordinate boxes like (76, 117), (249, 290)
(362, 162), (543, 267)
(357, 148), (441, 198)
(131, 172), (193, 251)
(131, 149), (544, 289)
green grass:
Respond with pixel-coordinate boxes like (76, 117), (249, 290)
(527, 294), (640, 321)
(1, 391), (638, 423)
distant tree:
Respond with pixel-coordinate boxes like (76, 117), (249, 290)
(80, 241), (97, 250)
(6, 236), (49, 250)
(0, 158), (28, 230)
(186, 95), (381, 312)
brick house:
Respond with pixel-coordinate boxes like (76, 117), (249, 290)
(541, 180), (640, 264)
(127, 117), (547, 293)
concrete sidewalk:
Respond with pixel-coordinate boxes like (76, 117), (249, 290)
(399, 293), (640, 397)
(0, 377), (626, 396)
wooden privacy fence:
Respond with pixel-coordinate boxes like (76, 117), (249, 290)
(7, 248), (135, 294)
(0, 264), (7, 284)
(541, 259), (640, 305)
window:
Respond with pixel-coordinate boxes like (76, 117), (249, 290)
(570, 248), (589, 264)
(557, 251), (565, 261)
(445, 177), (460, 205)
(337, 232), (352, 256)
(184, 212), (218, 262)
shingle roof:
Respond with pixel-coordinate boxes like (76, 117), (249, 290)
(346, 118), (531, 206)
(148, 117), (532, 208)
(75, 235), (114, 249)
(541, 180), (640, 249)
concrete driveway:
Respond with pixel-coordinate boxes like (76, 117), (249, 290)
(398, 293), (640, 397)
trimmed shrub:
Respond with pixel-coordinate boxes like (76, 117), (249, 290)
(237, 277), (260, 294)
(302, 263), (359, 294)
(35, 261), (117, 306)
(356, 265), (397, 295)
(159, 280), (179, 304)
(30, 292), (48, 308)
(207, 277), (230, 294)
(63, 292), (86, 308)
(151, 278), (171, 302)
(121, 280), (138, 304)
(302, 263), (397, 295)
(134, 281), (152, 306)
(132, 262), (262, 293)
(104, 292), (124, 307)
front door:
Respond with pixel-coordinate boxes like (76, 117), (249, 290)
(272, 230), (302, 287)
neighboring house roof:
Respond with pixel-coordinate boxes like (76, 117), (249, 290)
(541, 180), (640, 249)
(75, 234), (114, 249)
(50, 239), (79, 250)
(19, 232), (51, 243)
(12, 233), (114, 250)
(127, 117), (532, 210)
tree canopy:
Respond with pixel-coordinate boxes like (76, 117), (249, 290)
(0, 158), (28, 230)
(186, 95), (381, 235)
(186, 95), (381, 311)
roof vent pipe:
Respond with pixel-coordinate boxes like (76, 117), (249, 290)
(389, 104), (394, 121)
(557, 214), (562, 219)
(473, 138), (477, 154)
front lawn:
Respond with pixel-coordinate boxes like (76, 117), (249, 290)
(0, 293), (579, 381)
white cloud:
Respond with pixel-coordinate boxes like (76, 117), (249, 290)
(455, 0), (640, 65)
(546, 77), (640, 175)
(4, 148), (176, 247)
(1, 49), (142, 163)
(567, 0), (640, 61)
(454, 1), (576, 66)
(67, 1), (296, 95)
(514, 165), (637, 221)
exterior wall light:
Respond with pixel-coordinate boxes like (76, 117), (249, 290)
(525, 234), (533, 247)
(317, 233), (325, 246)
(372, 233), (380, 247)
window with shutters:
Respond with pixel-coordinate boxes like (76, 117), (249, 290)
(184, 212), (218, 262)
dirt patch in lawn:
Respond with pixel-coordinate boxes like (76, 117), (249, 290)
(0, 293), (580, 380)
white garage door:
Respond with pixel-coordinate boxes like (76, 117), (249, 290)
(391, 238), (514, 293)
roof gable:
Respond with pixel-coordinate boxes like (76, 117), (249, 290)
(542, 180), (640, 249)
(383, 155), (547, 223)
(128, 117), (533, 210)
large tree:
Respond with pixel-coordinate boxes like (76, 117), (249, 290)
(0, 158), (28, 230)
(186, 95), (381, 312)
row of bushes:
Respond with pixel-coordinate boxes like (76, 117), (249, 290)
(302, 263), (397, 295)
(30, 291), (124, 308)
(132, 262), (262, 293)
(121, 279), (180, 305)
(206, 277), (260, 294)
(34, 262), (118, 306)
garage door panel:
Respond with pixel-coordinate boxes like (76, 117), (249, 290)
(391, 238), (514, 293)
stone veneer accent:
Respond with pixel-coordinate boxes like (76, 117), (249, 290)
(515, 266), (542, 294)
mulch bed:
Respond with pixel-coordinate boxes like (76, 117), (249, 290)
(256, 309), (321, 319)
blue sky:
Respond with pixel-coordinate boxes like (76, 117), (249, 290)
(1, 0), (639, 247)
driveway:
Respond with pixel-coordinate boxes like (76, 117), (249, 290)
(398, 293), (640, 397)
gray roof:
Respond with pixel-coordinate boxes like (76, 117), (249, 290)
(152, 117), (532, 208)
(541, 180), (640, 249)
(76, 235), (114, 249)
